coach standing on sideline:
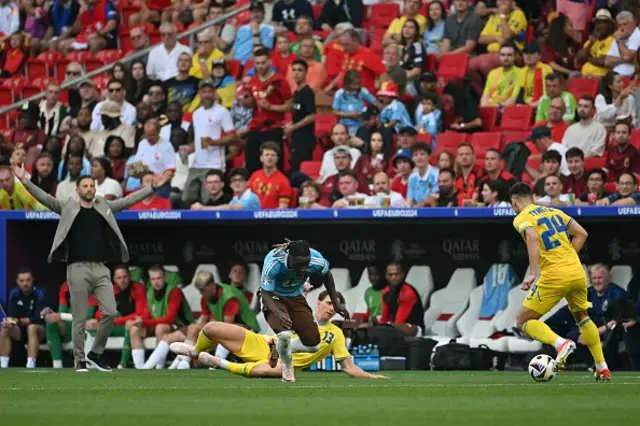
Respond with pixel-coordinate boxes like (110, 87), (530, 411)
(11, 162), (172, 372)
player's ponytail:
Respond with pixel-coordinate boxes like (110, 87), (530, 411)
(272, 238), (293, 255)
(273, 239), (310, 257)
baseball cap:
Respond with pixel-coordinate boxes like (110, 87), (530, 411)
(399, 126), (417, 136)
(100, 100), (122, 118)
(522, 41), (541, 54)
(361, 105), (380, 119)
(212, 58), (226, 68)
(393, 148), (414, 168)
(419, 72), (437, 83)
(377, 82), (399, 98)
(332, 146), (351, 156)
(20, 101), (40, 118)
(79, 79), (95, 89)
(249, 1), (264, 12)
(199, 78), (215, 89)
(528, 125), (552, 141)
(594, 9), (613, 21)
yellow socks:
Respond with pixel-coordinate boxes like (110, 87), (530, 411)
(194, 330), (216, 354)
(522, 319), (561, 346)
(578, 317), (606, 366)
(225, 361), (250, 376)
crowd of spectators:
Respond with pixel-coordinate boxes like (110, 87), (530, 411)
(0, 0), (639, 210)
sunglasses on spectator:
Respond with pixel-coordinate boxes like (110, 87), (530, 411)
(108, 87), (123, 93)
(230, 177), (245, 183)
(148, 91), (163, 96)
(66, 70), (81, 76)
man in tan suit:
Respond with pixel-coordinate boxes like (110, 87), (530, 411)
(11, 162), (172, 372)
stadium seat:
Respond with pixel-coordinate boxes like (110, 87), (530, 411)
(0, 128), (15, 141)
(226, 59), (242, 79)
(25, 59), (47, 79)
(22, 85), (40, 99)
(369, 3), (399, 28)
(312, 4), (322, 19)
(499, 105), (533, 131)
(423, 268), (477, 341)
(469, 132), (501, 158)
(454, 285), (486, 346)
(0, 87), (13, 106)
(610, 265), (633, 291)
(242, 59), (254, 76)
(2, 77), (27, 100)
(501, 130), (531, 149)
(344, 267), (372, 316)
(181, 283), (202, 314)
(246, 262), (261, 294)
(405, 265), (434, 308)
(92, 74), (111, 90)
(584, 157), (606, 170)
(55, 59), (71, 80)
(300, 161), (321, 180)
(193, 264), (222, 283)
(416, 133), (433, 146)
(434, 132), (467, 158)
(630, 129), (640, 149)
(479, 106), (499, 131)
(66, 51), (93, 64)
(478, 284), (528, 353)
(85, 58), (104, 73)
(290, 187), (299, 208)
(568, 77), (600, 100)
(330, 268), (352, 293)
(164, 265), (182, 287)
(94, 49), (123, 64)
(437, 53), (469, 78)
(35, 51), (63, 76)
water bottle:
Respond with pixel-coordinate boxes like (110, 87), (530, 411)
(372, 344), (380, 357)
(366, 344), (372, 355)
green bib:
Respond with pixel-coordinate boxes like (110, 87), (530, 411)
(147, 284), (194, 327)
(206, 283), (259, 332)
(364, 287), (383, 319)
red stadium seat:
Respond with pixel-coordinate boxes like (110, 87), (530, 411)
(468, 132), (501, 158)
(370, 28), (386, 46)
(85, 59), (103, 73)
(242, 59), (254, 76)
(25, 59), (47, 79)
(568, 77), (600, 100)
(0, 128), (15, 141)
(499, 105), (534, 131)
(226, 60), (242, 79)
(369, 3), (399, 28)
(479, 106), (499, 131)
(3, 109), (20, 127)
(66, 51), (92, 64)
(416, 133), (433, 146)
(420, 0), (449, 15)
(0, 87), (12, 106)
(92, 74), (111, 90)
(120, 6), (141, 28)
(312, 142), (324, 161)
(55, 59), (71, 80)
(289, 187), (299, 208)
(425, 54), (437, 72)
(300, 161), (322, 180)
(437, 53), (469, 78)
(315, 114), (338, 138)
(2, 77), (27, 100)
(370, 38), (384, 56)
(312, 4), (323, 19)
(434, 132), (467, 158)
(94, 49), (123, 64)
(584, 157), (606, 171)
(604, 182), (617, 193)
(22, 86), (40, 99)
(501, 130), (531, 150)
(36, 51), (63, 77)
(631, 129), (640, 149)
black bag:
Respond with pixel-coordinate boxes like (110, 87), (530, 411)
(406, 337), (438, 370)
(431, 340), (472, 370)
(351, 325), (408, 357)
(502, 142), (531, 180)
(470, 344), (496, 370)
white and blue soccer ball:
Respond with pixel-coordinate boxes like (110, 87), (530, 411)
(528, 354), (557, 382)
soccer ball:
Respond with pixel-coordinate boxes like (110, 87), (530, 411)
(528, 354), (557, 382)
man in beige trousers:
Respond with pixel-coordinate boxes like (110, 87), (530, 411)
(11, 162), (172, 372)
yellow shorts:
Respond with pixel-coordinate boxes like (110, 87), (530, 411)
(235, 330), (271, 363)
(522, 277), (591, 315)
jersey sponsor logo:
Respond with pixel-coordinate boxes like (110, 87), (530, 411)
(24, 211), (60, 220)
(138, 211), (182, 220)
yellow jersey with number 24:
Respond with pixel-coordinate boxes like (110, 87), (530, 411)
(512, 204), (585, 285)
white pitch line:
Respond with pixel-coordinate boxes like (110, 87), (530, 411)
(2, 382), (640, 392)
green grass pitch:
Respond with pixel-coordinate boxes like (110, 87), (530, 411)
(1, 370), (640, 426)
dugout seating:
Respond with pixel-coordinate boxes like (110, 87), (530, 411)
(611, 265), (633, 291)
(423, 268), (477, 341)
(345, 268), (372, 316)
(405, 265), (435, 308)
(331, 268), (353, 294)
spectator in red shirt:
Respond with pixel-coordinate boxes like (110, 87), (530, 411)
(354, 132), (390, 185)
(248, 142), (292, 209)
(271, 33), (295, 76)
(246, 47), (293, 174)
(58, 0), (118, 55)
(455, 143), (482, 202)
(128, 0), (173, 27)
(531, 97), (570, 155)
(391, 148), (414, 198)
(320, 147), (369, 206)
(563, 147), (588, 197)
(129, 265), (190, 369)
(325, 28), (387, 95)
(8, 102), (45, 167)
(477, 148), (517, 202)
(604, 121), (640, 182)
(129, 172), (172, 210)
(0, 33), (26, 78)
(380, 262), (425, 337)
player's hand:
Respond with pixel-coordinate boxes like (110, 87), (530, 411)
(335, 304), (350, 320)
(277, 311), (293, 330)
(370, 374), (389, 379)
(153, 170), (173, 188)
(45, 312), (61, 323)
(10, 161), (26, 182)
(303, 282), (313, 294)
(521, 275), (535, 290)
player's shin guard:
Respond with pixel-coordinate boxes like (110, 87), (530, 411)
(521, 320), (561, 345)
(120, 332), (132, 367)
(578, 317), (607, 367)
(194, 330), (216, 353)
(45, 321), (63, 362)
(289, 337), (320, 353)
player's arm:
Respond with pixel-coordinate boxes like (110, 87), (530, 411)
(322, 270), (349, 319)
(523, 227), (540, 288)
(566, 218), (588, 253)
(339, 357), (388, 379)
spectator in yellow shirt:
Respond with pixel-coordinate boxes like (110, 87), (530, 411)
(383, 0), (427, 46)
(0, 168), (46, 210)
(575, 9), (616, 77)
(519, 42), (553, 107)
(480, 43), (521, 108)
(190, 29), (226, 79)
(469, 0), (527, 96)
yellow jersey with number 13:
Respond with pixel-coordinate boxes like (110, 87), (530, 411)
(290, 321), (351, 369)
(512, 204), (585, 285)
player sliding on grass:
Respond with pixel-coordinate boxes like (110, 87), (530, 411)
(170, 290), (386, 379)
(261, 239), (349, 382)
(510, 183), (610, 381)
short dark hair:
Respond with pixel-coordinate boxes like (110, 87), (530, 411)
(485, 148), (501, 157)
(16, 267), (33, 277)
(579, 95), (595, 105)
(148, 264), (165, 275)
(288, 240), (311, 259)
(542, 150), (562, 163)
(439, 167), (455, 179)
(338, 169), (359, 182)
(205, 169), (224, 180)
(260, 141), (281, 156)
(565, 147), (584, 161)
(229, 168), (250, 181)
(108, 78), (124, 88)
(253, 47), (270, 58)
(292, 59), (308, 71)
(617, 171), (638, 184)
(588, 168), (607, 181)
(112, 264), (129, 276)
(545, 72), (564, 83)
(76, 175), (94, 187)
(318, 290), (345, 305)
(615, 120), (632, 133)
(510, 182), (533, 199)
(411, 141), (432, 156)
(544, 174), (562, 185)
(499, 42), (516, 52)
(421, 92), (440, 104)
(457, 142), (474, 153)
(140, 171), (155, 181)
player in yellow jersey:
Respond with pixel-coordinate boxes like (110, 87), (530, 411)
(510, 183), (610, 381)
(170, 290), (387, 379)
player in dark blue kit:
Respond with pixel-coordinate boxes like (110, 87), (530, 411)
(0, 267), (48, 368)
(261, 239), (348, 382)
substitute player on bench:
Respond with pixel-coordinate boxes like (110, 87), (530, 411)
(510, 183), (610, 381)
(170, 290), (386, 379)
